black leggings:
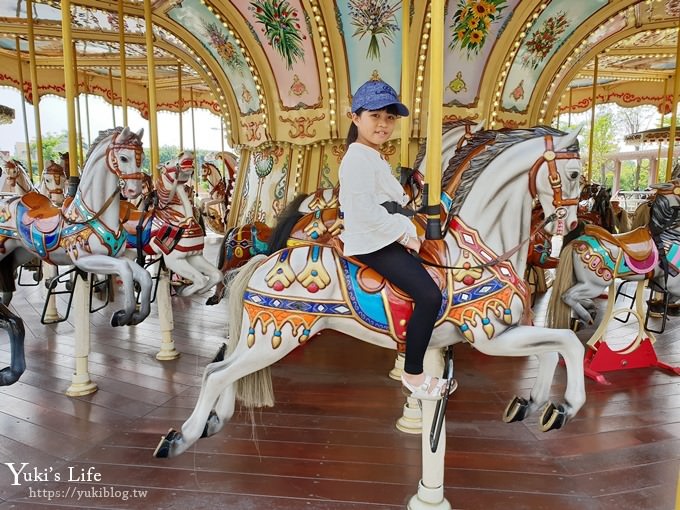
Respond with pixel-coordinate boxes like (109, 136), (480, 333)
(355, 243), (442, 375)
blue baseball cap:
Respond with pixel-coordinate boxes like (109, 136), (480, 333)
(351, 80), (409, 117)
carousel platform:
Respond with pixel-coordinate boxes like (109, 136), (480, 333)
(0, 243), (678, 509)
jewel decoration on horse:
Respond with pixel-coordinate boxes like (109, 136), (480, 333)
(155, 126), (587, 460)
(0, 127), (153, 327)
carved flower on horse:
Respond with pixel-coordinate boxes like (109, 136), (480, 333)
(347, 0), (400, 61)
(449, 0), (508, 57)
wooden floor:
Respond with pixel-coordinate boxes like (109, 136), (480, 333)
(1, 247), (679, 509)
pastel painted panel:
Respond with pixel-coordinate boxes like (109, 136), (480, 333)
(336, 0), (403, 94)
(168, 0), (260, 115)
(235, 0), (321, 108)
(501, 0), (607, 112)
(444, 0), (520, 107)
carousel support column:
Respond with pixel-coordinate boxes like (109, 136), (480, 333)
(665, 22), (680, 182)
(190, 87), (198, 196)
(408, 348), (450, 510)
(568, 87), (573, 127)
(613, 159), (622, 196)
(649, 157), (658, 186)
(108, 68), (116, 128)
(26, 0), (44, 178)
(145, 0), (178, 361)
(178, 64), (184, 151)
(587, 55), (599, 183)
(656, 77), (669, 182)
(42, 263), (62, 323)
(61, 0), (95, 396)
(15, 38), (33, 177)
(73, 43), (84, 170)
(118, 0), (128, 127)
(66, 273), (97, 396)
(84, 79), (91, 148)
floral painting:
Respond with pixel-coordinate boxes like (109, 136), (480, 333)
(449, 0), (508, 57)
(521, 11), (569, 70)
(202, 20), (247, 74)
(249, 0), (304, 71)
(347, 0), (400, 60)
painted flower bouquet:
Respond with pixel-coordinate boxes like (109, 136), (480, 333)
(250, 0), (305, 70)
(348, 0), (400, 60)
(449, 0), (507, 56)
(522, 11), (569, 70)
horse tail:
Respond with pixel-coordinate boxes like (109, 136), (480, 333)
(216, 227), (235, 272)
(266, 194), (309, 254)
(546, 243), (576, 329)
(225, 254), (274, 408)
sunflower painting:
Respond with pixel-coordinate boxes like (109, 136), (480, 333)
(449, 0), (507, 57)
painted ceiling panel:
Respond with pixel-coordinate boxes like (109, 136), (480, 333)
(444, 0), (520, 107)
(232, 0), (321, 109)
(502, 0), (607, 112)
(168, 0), (261, 115)
(336, 0), (403, 95)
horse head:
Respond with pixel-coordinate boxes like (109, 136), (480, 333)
(649, 180), (680, 236)
(99, 127), (145, 199)
(200, 161), (219, 184)
(41, 160), (67, 205)
(159, 150), (195, 187)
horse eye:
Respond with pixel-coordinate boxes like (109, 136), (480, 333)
(120, 156), (128, 163)
(569, 171), (579, 179)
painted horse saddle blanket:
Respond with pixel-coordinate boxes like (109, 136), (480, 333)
(584, 224), (658, 274)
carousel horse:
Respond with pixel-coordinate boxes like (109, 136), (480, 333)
(199, 156), (237, 235)
(205, 120), (480, 305)
(546, 179), (680, 329)
(154, 126), (587, 459)
(121, 151), (222, 297)
(0, 158), (35, 196)
(0, 127), (153, 327)
(38, 160), (69, 206)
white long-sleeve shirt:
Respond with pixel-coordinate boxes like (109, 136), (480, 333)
(338, 143), (417, 256)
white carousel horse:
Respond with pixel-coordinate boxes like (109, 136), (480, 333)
(122, 151), (223, 297)
(154, 126), (586, 460)
(199, 157), (236, 235)
(546, 179), (680, 329)
(0, 158), (35, 197)
(0, 127), (153, 327)
(38, 159), (69, 206)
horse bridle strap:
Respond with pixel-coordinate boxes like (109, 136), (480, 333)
(528, 135), (580, 208)
(63, 187), (120, 226)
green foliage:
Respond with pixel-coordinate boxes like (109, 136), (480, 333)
(28, 131), (70, 178)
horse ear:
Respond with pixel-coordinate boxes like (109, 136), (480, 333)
(136, 128), (144, 139)
(554, 127), (581, 152)
(472, 121), (484, 133)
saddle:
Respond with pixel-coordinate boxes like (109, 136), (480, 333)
(584, 224), (658, 274)
(19, 192), (61, 233)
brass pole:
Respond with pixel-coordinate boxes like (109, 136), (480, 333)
(84, 76), (91, 148)
(656, 77), (669, 183)
(400, 0), (411, 169)
(190, 86), (198, 195)
(60, 0), (79, 186)
(568, 86), (573, 127)
(108, 67), (116, 126)
(73, 42), (84, 170)
(587, 55), (599, 183)
(424, 0), (445, 239)
(220, 116), (226, 178)
(15, 37), (33, 180)
(178, 64), (183, 151)
(665, 22), (680, 182)
(117, 0), (128, 126)
(144, 0), (160, 177)
(26, 0), (44, 178)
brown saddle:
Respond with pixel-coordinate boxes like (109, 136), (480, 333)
(19, 192), (61, 232)
(584, 224), (654, 262)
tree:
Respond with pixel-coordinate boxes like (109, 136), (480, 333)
(577, 104), (619, 185)
(28, 131), (69, 177)
(615, 105), (658, 189)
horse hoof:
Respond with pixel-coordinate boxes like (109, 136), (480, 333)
(502, 396), (529, 423)
(212, 343), (227, 363)
(539, 402), (567, 432)
(110, 311), (128, 327)
(201, 410), (219, 438)
(206, 296), (218, 306)
(153, 429), (180, 458)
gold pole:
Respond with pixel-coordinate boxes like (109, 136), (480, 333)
(190, 86), (198, 195)
(657, 77), (669, 183)
(665, 22), (680, 182)
(26, 0), (44, 178)
(424, 0), (444, 239)
(73, 42), (84, 170)
(220, 116), (226, 178)
(60, 0), (78, 182)
(108, 67), (116, 126)
(587, 55), (599, 183)
(568, 87), (573, 127)
(84, 76), (91, 147)
(144, 0), (160, 177)
(15, 37), (33, 180)
(118, 0), (128, 126)
(178, 64), (183, 151)
(400, 0), (411, 169)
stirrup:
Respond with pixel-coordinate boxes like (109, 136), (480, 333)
(401, 374), (457, 401)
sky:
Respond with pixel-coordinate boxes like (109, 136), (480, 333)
(0, 87), (229, 155)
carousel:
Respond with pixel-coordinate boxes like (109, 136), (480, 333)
(0, 1), (679, 509)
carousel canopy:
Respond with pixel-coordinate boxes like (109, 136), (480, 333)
(0, 0), (678, 148)
(624, 126), (680, 145)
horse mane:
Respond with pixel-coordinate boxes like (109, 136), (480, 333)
(266, 194), (309, 255)
(447, 126), (576, 218)
(411, 120), (476, 172)
(651, 193), (680, 242)
(85, 127), (123, 163)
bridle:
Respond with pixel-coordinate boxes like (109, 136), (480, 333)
(528, 135), (580, 235)
(106, 131), (146, 183)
